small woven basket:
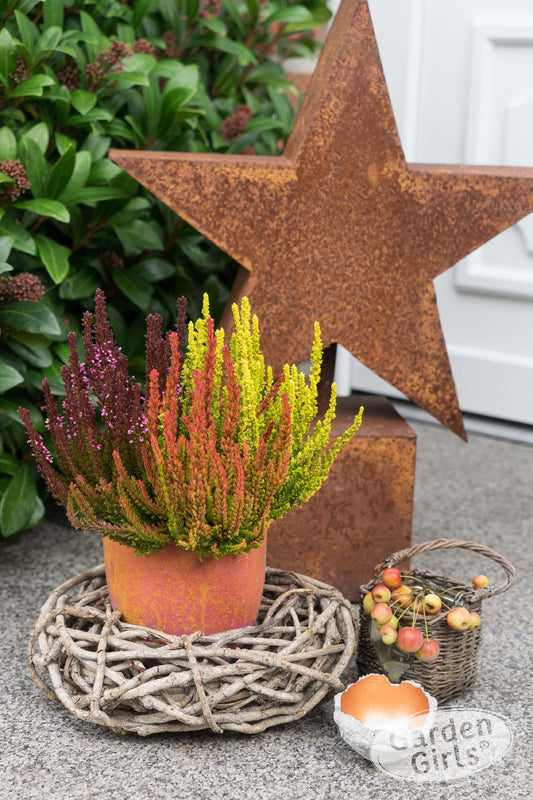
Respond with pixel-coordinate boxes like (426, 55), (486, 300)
(357, 538), (516, 703)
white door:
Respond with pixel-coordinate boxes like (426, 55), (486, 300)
(334, 0), (533, 427)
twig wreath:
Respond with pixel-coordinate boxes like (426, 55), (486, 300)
(29, 566), (357, 735)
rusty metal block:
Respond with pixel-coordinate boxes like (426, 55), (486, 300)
(267, 394), (416, 600)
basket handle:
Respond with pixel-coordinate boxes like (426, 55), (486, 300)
(375, 538), (516, 602)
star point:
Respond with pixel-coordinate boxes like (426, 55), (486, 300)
(110, 0), (533, 439)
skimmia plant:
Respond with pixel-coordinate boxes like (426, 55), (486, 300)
(19, 291), (363, 558)
(0, 0), (331, 540)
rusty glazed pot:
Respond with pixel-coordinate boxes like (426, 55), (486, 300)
(102, 536), (267, 637)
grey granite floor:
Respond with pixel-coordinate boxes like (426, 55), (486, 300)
(1, 419), (532, 800)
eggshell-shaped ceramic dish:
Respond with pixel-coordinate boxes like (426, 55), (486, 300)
(333, 673), (438, 761)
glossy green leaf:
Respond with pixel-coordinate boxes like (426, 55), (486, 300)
(0, 464), (39, 537)
(264, 6), (315, 26)
(35, 235), (70, 283)
(0, 396), (44, 430)
(112, 271), (152, 312)
(23, 122), (49, 155)
(29, 363), (64, 395)
(6, 337), (53, 368)
(0, 453), (19, 477)
(158, 87), (195, 133)
(201, 17), (227, 36)
(122, 54), (157, 74)
(14, 9), (38, 48)
(0, 236), (13, 264)
(58, 267), (99, 300)
(81, 134), (111, 162)
(113, 71), (151, 88)
(38, 26), (62, 50)
(79, 10), (106, 62)
(61, 186), (130, 205)
(207, 37), (257, 66)
(45, 145), (76, 199)
(9, 74), (55, 98)
(178, 238), (214, 268)
(135, 258), (175, 282)
(246, 117), (283, 132)
(221, 0), (246, 33)
(152, 62), (199, 87)
(8, 330), (51, 348)
(43, 0), (64, 28)
(113, 221), (164, 253)
(37, 25), (62, 50)
(55, 133), (76, 156)
(0, 301), (62, 336)
(0, 126), (17, 160)
(45, 86), (71, 125)
(14, 198), (70, 224)
(0, 220), (36, 256)
(27, 494), (45, 528)
(185, 0), (200, 24)
(66, 108), (114, 125)
(57, 150), (92, 203)
(133, 0), (153, 27)
(246, 0), (260, 24)
(70, 89), (97, 115)
(0, 364), (24, 393)
(18, 136), (47, 197)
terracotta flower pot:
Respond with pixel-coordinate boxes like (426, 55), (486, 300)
(102, 536), (267, 636)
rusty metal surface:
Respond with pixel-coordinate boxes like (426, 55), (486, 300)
(267, 394), (416, 601)
(109, 0), (533, 439)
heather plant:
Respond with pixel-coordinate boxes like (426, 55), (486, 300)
(19, 291), (363, 557)
(0, 0), (331, 537)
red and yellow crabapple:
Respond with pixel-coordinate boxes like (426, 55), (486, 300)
(396, 626), (424, 653)
(390, 584), (413, 608)
(422, 593), (442, 615)
(362, 592), (376, 614)
(381, 567), (402, 589)
(371, 583), (392, 604)
(415, 639), (440, 662)
(446, 606), (471, 631)
(379, 624), (398, 645)
(387, 614), (400, 630)
(371, 603), (393, 626)
(472, 575), (489, 589)
(468, 611), (482, 629)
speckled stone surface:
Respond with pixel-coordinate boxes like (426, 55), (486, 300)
(1, 420), (532, 800)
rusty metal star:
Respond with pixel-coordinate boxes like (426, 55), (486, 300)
(110, 0), (533, 438)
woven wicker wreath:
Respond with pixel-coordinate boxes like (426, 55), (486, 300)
(29, 566), (357, 735)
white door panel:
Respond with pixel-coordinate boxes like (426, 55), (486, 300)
(336, 0), (533, 425)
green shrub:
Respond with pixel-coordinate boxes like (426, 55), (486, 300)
(0, 0), (330, 538)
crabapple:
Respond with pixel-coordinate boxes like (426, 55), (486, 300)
(468, 611), (481, 629)
(415, 639), (440, 662)
(387, 614), (400, 630)
(381, 567), (402, 589)
(362, 592), (376, 614)
(472, 575), (489, 589)
(447, 606), (471, 631)
(380, 624), (398, 645)
(422, 593), (442, 615)
(391, 584), (413, 608)
(371, 603), (393, 626)
(396, 626), (424, 653)
(371, 583), (392, 603)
